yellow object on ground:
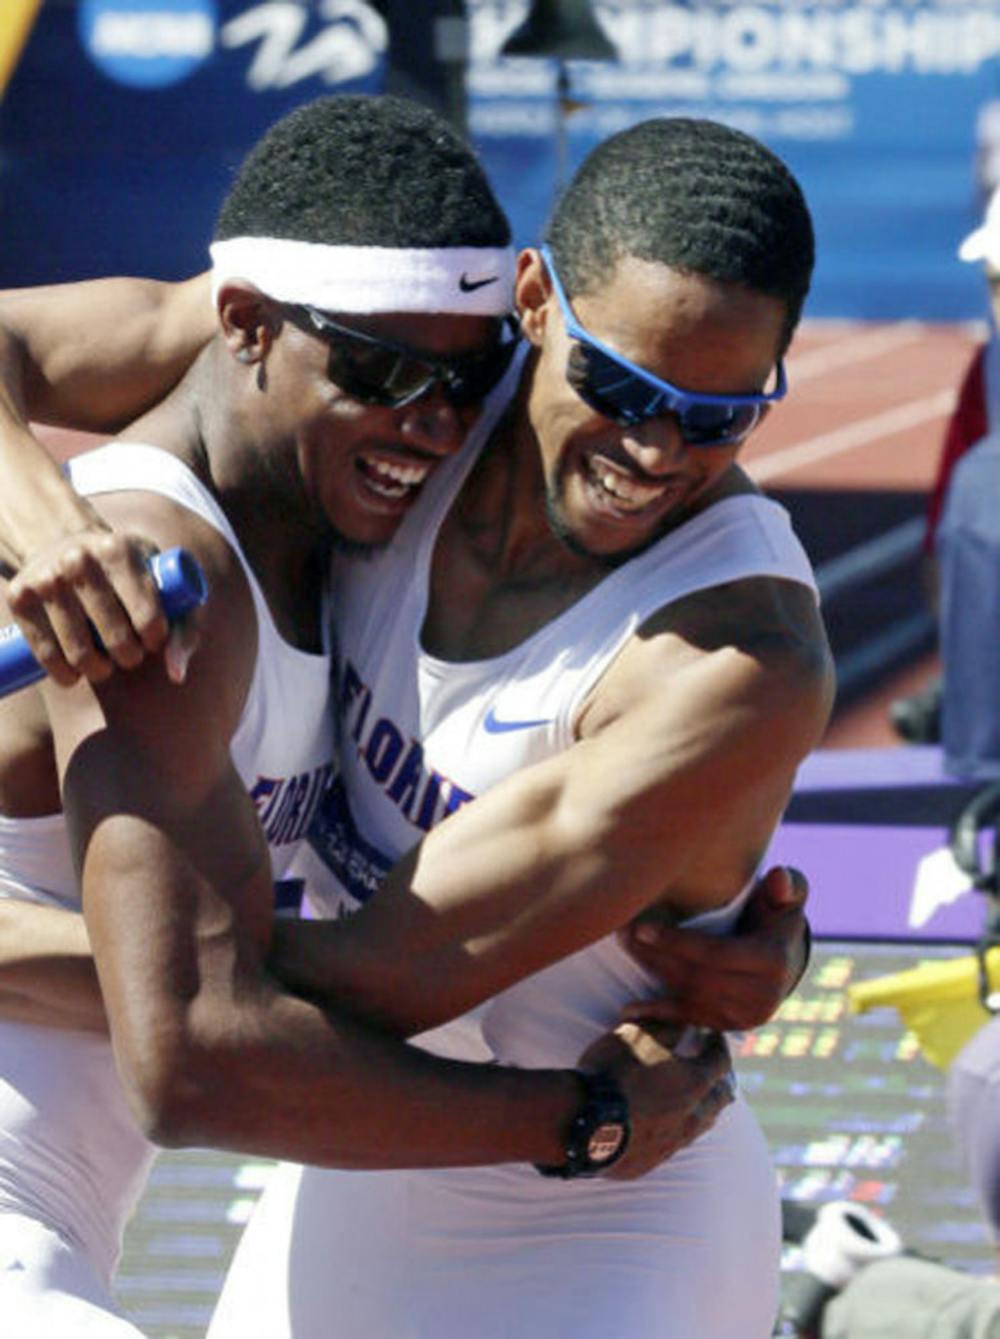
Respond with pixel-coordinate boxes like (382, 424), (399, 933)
(847, 946), (1000, 1069)
(0, 0), (43, 99)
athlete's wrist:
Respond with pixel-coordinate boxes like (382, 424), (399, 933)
(535, 1070), (631, 1179)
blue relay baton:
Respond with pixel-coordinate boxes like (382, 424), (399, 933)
(0, 547), (208, 699)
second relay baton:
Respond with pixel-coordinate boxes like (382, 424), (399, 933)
(0, 547), (208, 699)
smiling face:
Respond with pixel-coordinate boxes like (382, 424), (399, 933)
(243, 301), (503, 551)
(517, 249), (788, 562)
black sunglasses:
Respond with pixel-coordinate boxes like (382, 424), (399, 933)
(296, 305), (518, 409)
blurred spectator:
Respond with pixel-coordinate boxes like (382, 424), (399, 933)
(890, 188), (1000, 746)
(821, 1254), (1000, 1337)
(937, 425), (1000, 777)
(778, 1199), (1000, 1337)
(948, 1014), (1000, 1271)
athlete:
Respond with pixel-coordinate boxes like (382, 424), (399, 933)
(199, 117), (832, 1339)
(0, 100), (808, 1336)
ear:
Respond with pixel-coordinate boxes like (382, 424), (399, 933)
(513, 248), (551, 350)
(217, 282), (280, 366)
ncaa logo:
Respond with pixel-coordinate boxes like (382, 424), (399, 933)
(78, 0), (217, 88)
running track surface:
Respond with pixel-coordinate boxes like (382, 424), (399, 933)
(745, 318), (980, 490)
(749, 319), (980, 746)
(30, 319), (990, 1332)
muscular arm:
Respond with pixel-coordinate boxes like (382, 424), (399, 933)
(0, 900), (104, 1032)
(38, 492), (728, 1172)
(273, 579), (833, 1036)
(0, 274), (211, 439)
(0, 276), (212, 679)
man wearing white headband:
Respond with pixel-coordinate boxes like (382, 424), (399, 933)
(0, 96), (802, 1337)
(0, 108), (819, 1337)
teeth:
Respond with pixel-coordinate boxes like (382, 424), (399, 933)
(368, 476), (409, 499)
(590, 459), (669, 511)
(360, 455), (432, 499)
(367, 458), (431, 486)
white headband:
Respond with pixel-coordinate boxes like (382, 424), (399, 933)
(209, 237), (515, 316)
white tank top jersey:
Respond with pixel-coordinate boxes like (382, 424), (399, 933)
(211, 365), (821, 1339)
(0, 443), (335, 1286)
(302, 367), (819, 1067)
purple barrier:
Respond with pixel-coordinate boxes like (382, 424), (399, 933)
(767, 747), (993, 944)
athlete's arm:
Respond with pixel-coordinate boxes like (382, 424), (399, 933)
(39, 490), (733, 1171)
(270, 578), (833, 1037)
(0, 275), (212, 683)
(0, 900), (734, 1178)
(619, 865), (812, 1032)
(0, 274), (212, 435)
(0, 900), (105, 1032)
(0, 868), (809, 1041)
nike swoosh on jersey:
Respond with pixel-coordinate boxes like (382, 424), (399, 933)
(483, 707), (553, 733)
(459, 273), (499, 292)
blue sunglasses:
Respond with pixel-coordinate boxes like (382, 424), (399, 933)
(540, 245), (786, 447)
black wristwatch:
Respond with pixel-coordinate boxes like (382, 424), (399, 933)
(535, 1070), (631, 1179)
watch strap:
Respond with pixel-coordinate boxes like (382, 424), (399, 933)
(535, 1069), (630, 1180)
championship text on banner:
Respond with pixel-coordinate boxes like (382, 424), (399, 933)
(1, 0), (998, 319)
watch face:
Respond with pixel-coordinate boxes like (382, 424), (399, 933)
(587, 1122), (625, 1165)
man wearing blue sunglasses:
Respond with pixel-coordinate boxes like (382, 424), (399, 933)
(201, 116), (830, 1339)
(542, 241), (787, 443)
(0, 113), (827, 1338)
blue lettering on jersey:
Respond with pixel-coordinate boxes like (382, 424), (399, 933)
(365, 718), (403, 782)
(315, 660), (480, 905)
(249, 763), (334, 848)
(307, 775), (392, 905)
(338, 658), (475, 833)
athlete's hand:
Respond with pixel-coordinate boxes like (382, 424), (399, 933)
(576, 1022), (734, 1179)
(619, 866), (811, 1033)
(5, 518), (198, 686)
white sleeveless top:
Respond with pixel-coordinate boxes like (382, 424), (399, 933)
(0, 443), (335, 1281)
(298, 365), (818, 1066)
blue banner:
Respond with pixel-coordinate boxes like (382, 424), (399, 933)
(467, 1), (1000, 320)
(0, 0), (386, 283)
(1, 0), (999, 318)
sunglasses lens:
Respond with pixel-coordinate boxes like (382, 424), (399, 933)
(679, 402), (761, 447)
(569, 343), (761, 445)
(332, 343), (436, 407)
(567, 344), (647, 425)
(445, 337), (519, 406)
(571, 344), (690, 427)
(314, 310), (515, 410)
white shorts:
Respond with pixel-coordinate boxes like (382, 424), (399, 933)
(208, 1098), (780, 1339)
(0, 1212), (145, 1337)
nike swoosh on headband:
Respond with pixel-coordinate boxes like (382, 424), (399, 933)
(459, 273), (499, 292)
(483, 707), (553, 734)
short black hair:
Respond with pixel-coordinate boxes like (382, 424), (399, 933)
(216, 94), (510, 249)
(545, 117), (814, 353)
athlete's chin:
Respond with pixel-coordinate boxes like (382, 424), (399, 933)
(326, 497), (413, 552)
(546, 497), (676, 567)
